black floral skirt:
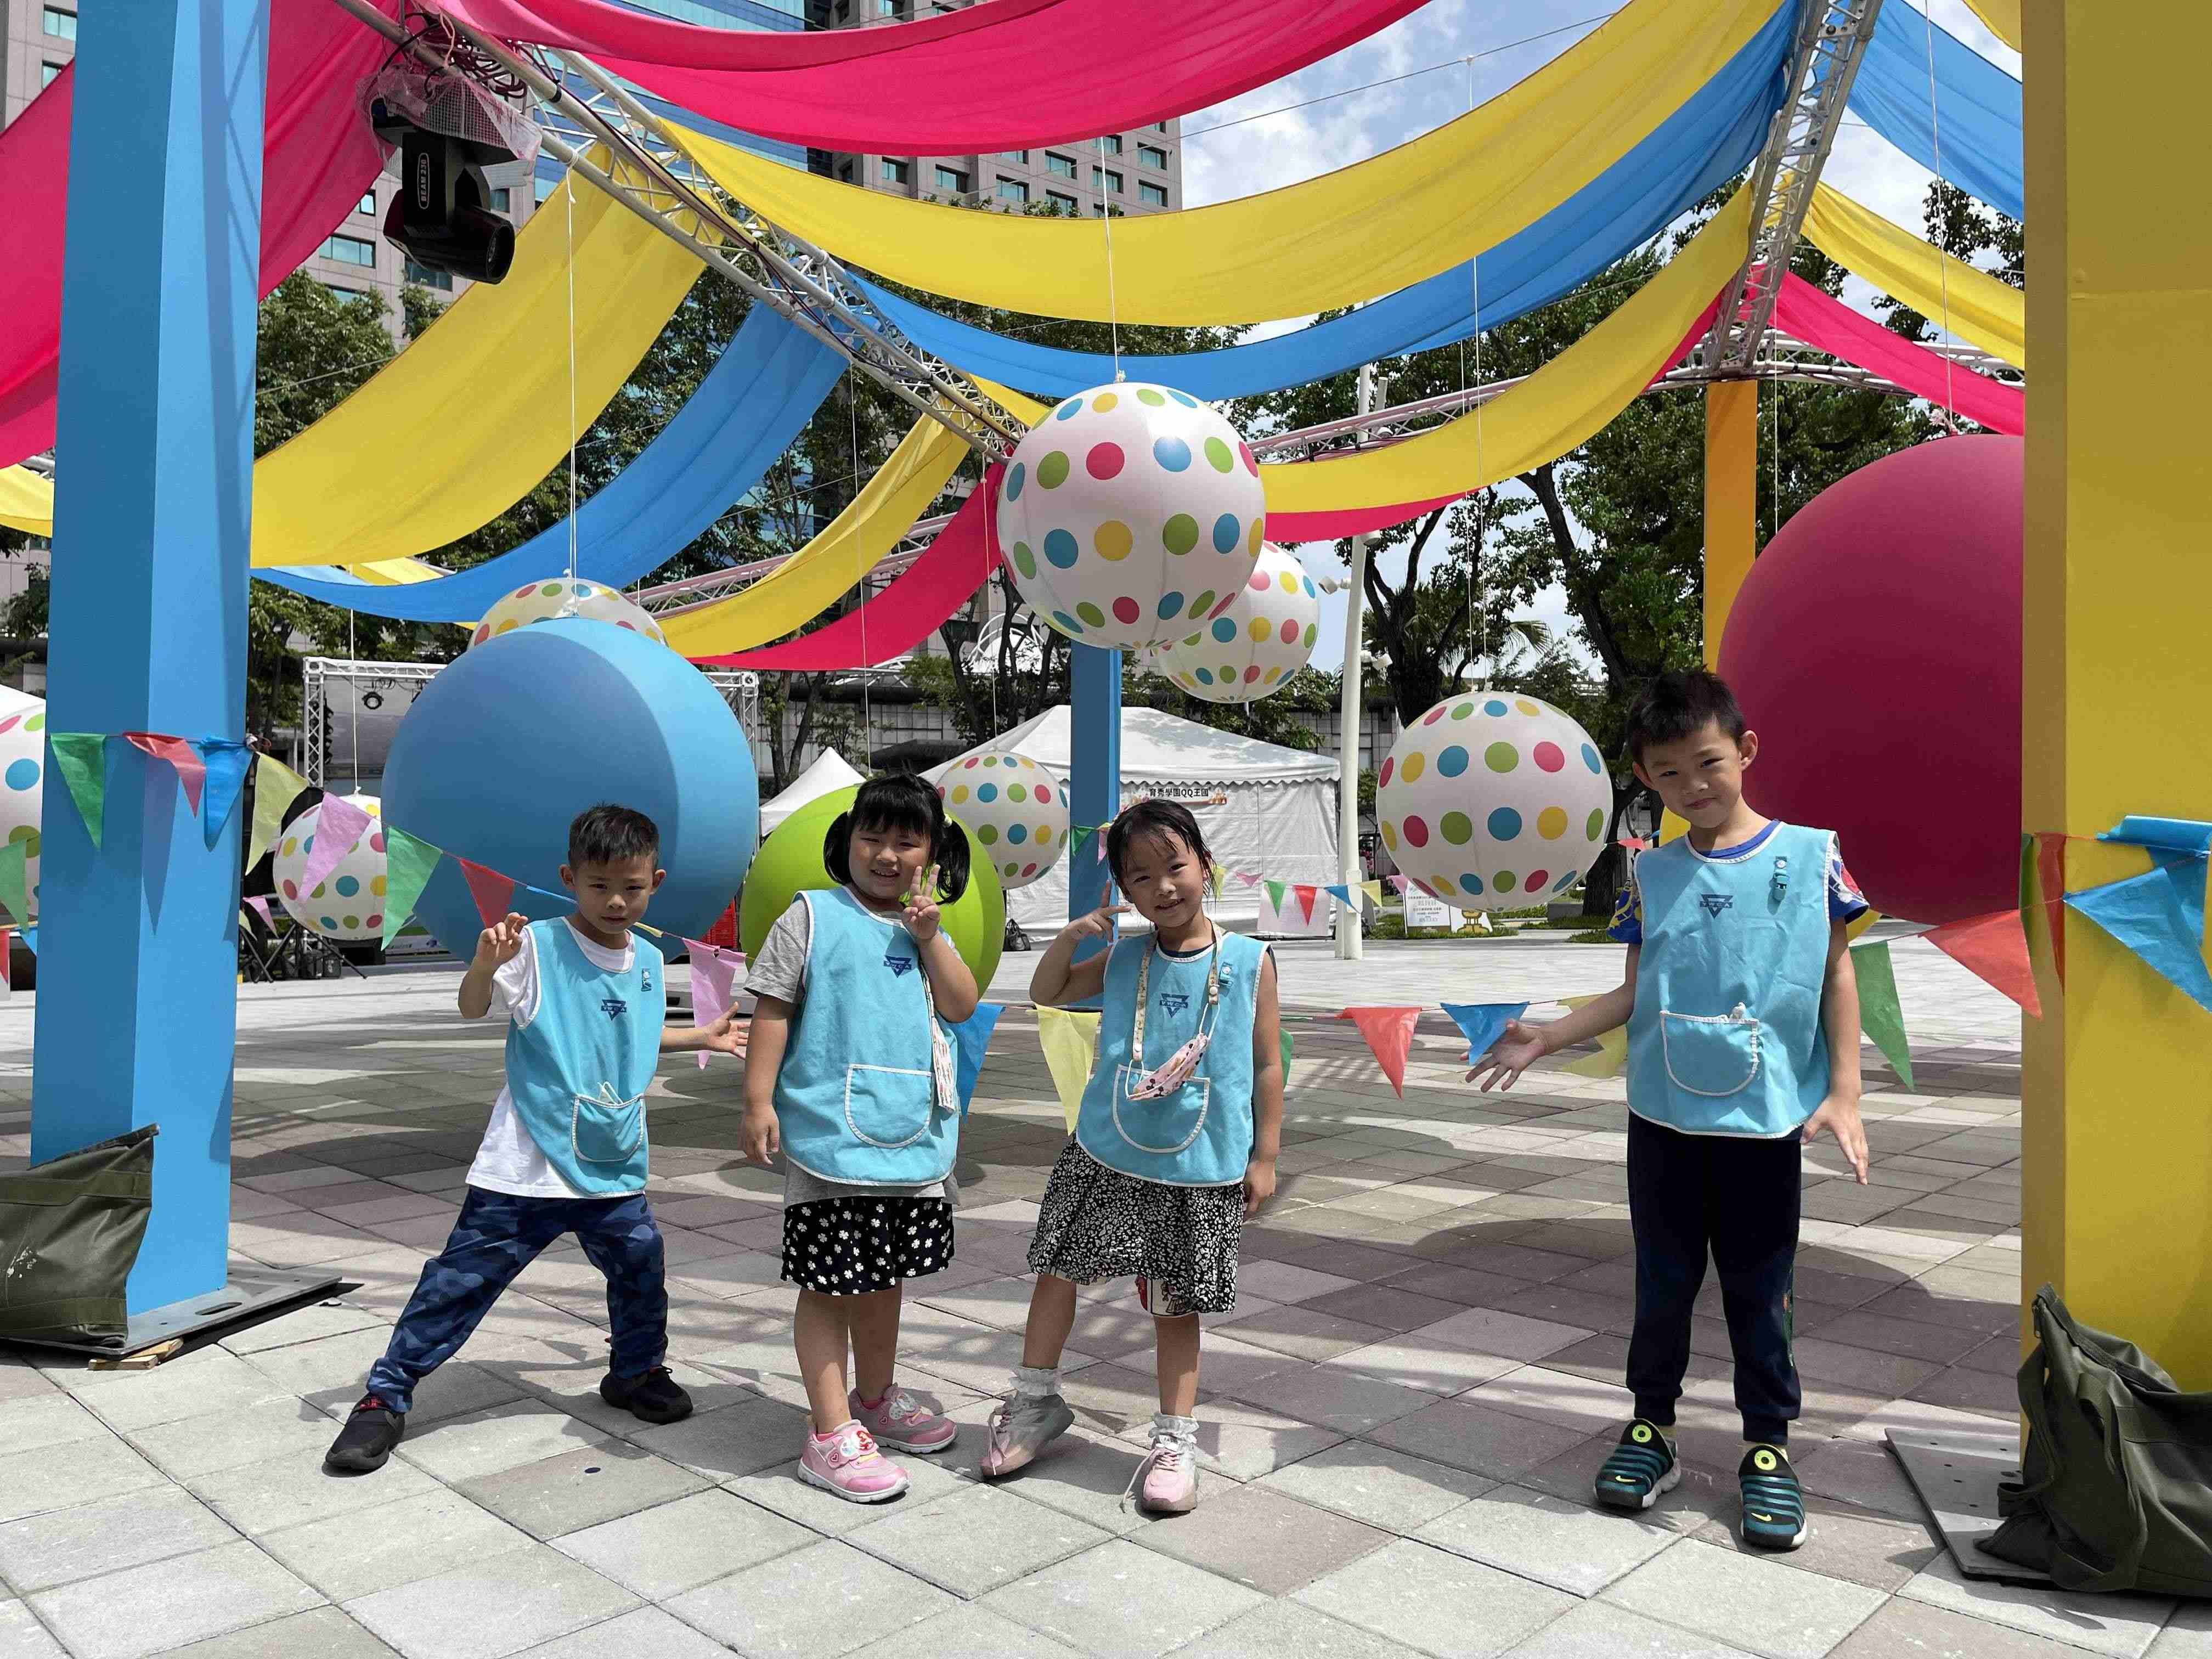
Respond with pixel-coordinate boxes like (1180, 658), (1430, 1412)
(1028, 1139), (1244, 1314)
(781, 1195), (955, 1295)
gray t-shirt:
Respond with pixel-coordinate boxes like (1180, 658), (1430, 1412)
(748, 895), (957, 1207)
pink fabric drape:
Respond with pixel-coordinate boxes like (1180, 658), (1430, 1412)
(0, 0), (392, 469)
(689, 471), (1003, 669)
(1771, 273), (2024, 435)
(439, 0), (1426, 155)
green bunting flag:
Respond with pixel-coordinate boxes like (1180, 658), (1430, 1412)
(1279, 1027), (1294, 1077)
(1263, 878), (1288, 915)
(1069, 825), (1096, 862)
(379, 827), (445, 948)
(1851, 939), (1915, 1090)
(48, 733), (107, 850)
(0, 839), (26, 928)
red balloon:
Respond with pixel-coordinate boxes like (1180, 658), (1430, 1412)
(1716, 436), (2021, 926)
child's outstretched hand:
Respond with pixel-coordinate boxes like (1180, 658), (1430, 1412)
(1804, 1095), (1870, 1183)
(1465, 1019), (1550, 1092)
(741, 1099), (780, 1165)
(698, 1008), (748, 1057)
(1242, 1156), (1276, 1220)
(1065, 903), (1129, 941)
(475, 912), (528, 970)
(902, 864), (944, 941)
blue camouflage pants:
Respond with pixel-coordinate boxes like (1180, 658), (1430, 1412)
(364, 1186), (667, 1413)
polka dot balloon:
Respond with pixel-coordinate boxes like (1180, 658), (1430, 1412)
(936, 752), (1068, 891)
(1376, 693), (1613, 912)
(0, 687), (44, 923)
(469, 579), (665, 649)
(1154, 543), (1321, 703)
(996, 382), (1267, 651)
(273, 794), (390, 941)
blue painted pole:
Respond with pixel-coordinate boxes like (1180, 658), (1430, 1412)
(30, 0), (267, 1311)
(1068, 644), (1121, 960)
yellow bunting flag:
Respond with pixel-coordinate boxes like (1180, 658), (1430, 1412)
(1358, 880), (1385, 910)
(1559, 993), (1629, 1079)
(247, 754), (311, 874)
(1036, 1007), (1101, 1134)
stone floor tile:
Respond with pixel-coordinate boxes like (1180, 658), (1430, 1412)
(1376, 1263), (1539, 1308)
(0, 1486), (235, 1594)
(1172, 1598), (1429, 1658)
(1788, 1338), (1945, 1400)
(218, 1300), (389, 1357)
(947, 1425), (1170, 1538)
(1107, 1335), (1304, 1402)
(0, 1392), (109, 1458)
(1294, 1538), (1579, 1658)
(1686, 1495), (1940, 1591)
(342, 1543), (638, 1659)
(1321, 1331), (1526, 1397)
(1130, 1483), (1391, 1596)
(156, 1607), (400, 1658)
(1057, 1363), (1199, 1435)
(552, 1487), (811, 1600)
(1304, 1285), (1468, 1334)
(393, 1401), (615, 1485)
(667, 1538), (956, 1657)
(1121, 1399), (1343, 1482)
(1462, 1364), (1633, 1434)
(1214, 1305), (1397, 1363)
(1602, 1537), (1887, 1659)
(188, 1444), (439, 1536)
(847, 1482), (1109, 1598)
(1365, 1396), (1590, 1482)
(722, 1446), (969, 1537)
(1222, 1364), (1440, 1438)
(1829, 1599), (2103, 1658)
(0, 1361), (60, 1407)
(983, 1536), (1267, 1659)
(624, 1391), (813, 1481)
(1895, 1551), (2177, 1659)
(1787, 1438), (1923, 1522)
(506, 1606), (725, 1659)
(256, 1488), (535, 1602)
(27, 1539), (324, 1659)
(0, 1601), (66, 1659)
(1257, 1441), (1497, 1534)
(2151, 1602), (2212, 1658)
(1415, 1482), (1685, 1595)
(843, 1602), (1086, 1658)
(1409, 1305), (1594, 1362)
(0, 1434), (170, 1524)
(1799, 1309), (1992, 1366)
(1235, 1261), (1362, 1306)
(1500, 1600), (1760, 1657)
(127, 1395), (352, 1481)
(455, 1443), (709, 1541)
(55, 1346), (290, 1434)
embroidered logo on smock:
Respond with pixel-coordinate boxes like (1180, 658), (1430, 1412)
(1160, 992), (1192, 1015)
(641, 971), (652, 993)
(599, 996), (629, 1020)
(1697, 894), (1735, 917)
(884, 951), (916, 977)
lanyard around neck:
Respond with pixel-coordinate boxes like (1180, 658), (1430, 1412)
(1128, 928), (1222, 1097)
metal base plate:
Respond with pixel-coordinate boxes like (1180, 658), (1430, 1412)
(1888, 1428), (2055, 1587)
(0, 1267), (345, 1359)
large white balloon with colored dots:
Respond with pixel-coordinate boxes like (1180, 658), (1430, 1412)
(936, 752), (1068, 891)
(0, 687), (44, 923)
(996, 382), (1267, 651)
(1155, 544), (1321, 703)
(469, 578), (665, 649)
(273, 794), (390, 941)
(1376, 693), (1613, 911)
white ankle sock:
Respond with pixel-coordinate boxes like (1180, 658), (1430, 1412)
(1013, 1364), (1062, 1398)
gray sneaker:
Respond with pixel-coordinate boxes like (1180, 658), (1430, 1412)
(979, 1391), (1075, 1479)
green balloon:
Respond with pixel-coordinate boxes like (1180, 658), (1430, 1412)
(738, 785), (1005, 989)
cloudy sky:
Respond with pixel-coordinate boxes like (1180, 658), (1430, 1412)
(1164, 0), (2019, 677)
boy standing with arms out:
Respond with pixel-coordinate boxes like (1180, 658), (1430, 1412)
(326, 804), (747, 1474)
(1472, 670), (1870, 1550)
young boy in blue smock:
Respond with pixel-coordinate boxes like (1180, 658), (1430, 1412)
(1472, 670), (1871, 1551)
(325, 804), (747, 1474)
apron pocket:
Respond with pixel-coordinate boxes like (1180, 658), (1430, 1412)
(844, 1063), (935, 1149)
(1659, 1007), (1762, 1098)
(572, 1089), (645, 1164)
(1109, 1065), (1212, 1155)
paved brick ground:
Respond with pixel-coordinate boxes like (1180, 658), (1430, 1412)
(3, 938), (2201, 1658)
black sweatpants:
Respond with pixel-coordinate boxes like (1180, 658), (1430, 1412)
(1625, 1113), (1802, 1445)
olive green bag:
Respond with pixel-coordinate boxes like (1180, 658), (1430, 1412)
(0, 1125), (156, 1348)
(1980, 1283), (2212, 1597)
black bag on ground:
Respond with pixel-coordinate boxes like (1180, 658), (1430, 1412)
(0, 1125), (156, 1347)
(1980, 1282), (2212, 1596)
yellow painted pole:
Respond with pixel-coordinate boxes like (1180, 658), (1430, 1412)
(2020, 0), (2212, 1381)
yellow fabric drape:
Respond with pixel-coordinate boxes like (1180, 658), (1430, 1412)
(657, 414), (968, 655)
(1962, 0), (2022, 52)
(349, 558), (448, 585)
(0, 466), (51, 538)
(251, 157), (708, 566)
(674, 0), (1780, 325)
(1802, 183), (2027, 368)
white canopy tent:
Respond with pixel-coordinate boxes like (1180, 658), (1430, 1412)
(928, 705), (1339, 934)
(759, 748), (864, 833)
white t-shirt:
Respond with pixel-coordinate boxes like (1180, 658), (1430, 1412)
(465, 919), (638, 1200)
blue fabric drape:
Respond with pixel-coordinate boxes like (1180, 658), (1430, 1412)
(259, 306), (848, 621)
(1846, 3), (2022, 221)
(850, 2), (1793, 402)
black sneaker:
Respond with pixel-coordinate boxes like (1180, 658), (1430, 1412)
(601, 1365), (693, 1425)
(1594, 1418), (1680, 1512)
(325, 1395), (405, 1474)
(1738, 1442), (1809, 1549)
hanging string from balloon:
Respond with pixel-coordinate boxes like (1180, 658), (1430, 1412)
(1098, 137), (1123, 381)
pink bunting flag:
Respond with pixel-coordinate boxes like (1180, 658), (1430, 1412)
(1234, 870), (1262, 890)
(244, 894), (274, 927)
(122, 731), (206, 814)
(0, 924), (9, 997)
(1335, 1006), (1423, 1097)
(1388, 874), (1410, 895)
(1923, 908), (2041, 1018)
(455, 859), (518, 930)
(295, 791), (373, 902)
(685, 939), (746, 1069)
(1292, 884), (1321, 926)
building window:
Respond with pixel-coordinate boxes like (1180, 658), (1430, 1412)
(1045, 152), (1077, 179)
(1153, 121), (1170, 133)
(837, 160), (855, 182)
(404, 259), (454, 291)
(1139, 181), (1169, 207)
(40, 61), (65, 88)
(1093, 167), (1122, 194)
(41, 7), (75, 38)
(933, 166), (969, 194)
(881, 157), (911, 185)
(998, 149), (1029, 164)
(490, 187), (510, 212)
(996, 178), (1029, 204)
(1097, 134), (1122, 154)
(1046, 190), (1077, 215)
(357, 190), (378, 215)
(1139, 144), (1169, 170)
(320, 233), (377, 267)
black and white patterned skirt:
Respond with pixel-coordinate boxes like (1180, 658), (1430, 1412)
(781, 1195), (955, 1295)
(1028, 1139), (1244, 1314)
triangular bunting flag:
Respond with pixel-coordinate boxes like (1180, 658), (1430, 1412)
(1036, 1006), (1101, 1133)
(2066, 855), (2212, 1014)
(121, 731), (206, 814)
(1358, 880), (1384, 910)
(243, 894), (274, 927)
(1559, 992), (1629, 1077)
(1292, 884), (1320, 925)
(296, 793), (374, 901)
(1440, 1001), (1528, 1065)
(1278, 1026), (1294, 1077)
(1387, 874), (1410, 895)
(48, 733), (107, 850)
(1923, 909), (2041, 1018)
(949, 1002), (1005, 1118)
(1069, 825), (1095, 859)
(247, 754), (311, 873)
(0, 924), (10, 997)
(1323, 883), (1352, 907)
(1335, 1005), (1421, 1096)
(1235, 870), (1262, 889)
(1849, 940), (1915, 1089)
(196, 740), (254, 848)
(380, 827), (445, 949)
(1210, 862), (1228, 899)
(1263, 879), (1288, 915)
(0, 839), (26, 927)
(685, 939), (747, 1070)
(455, 857), (517, 930)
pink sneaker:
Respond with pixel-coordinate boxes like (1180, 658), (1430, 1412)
(798, 1421), (909, 1503)
(848, 1385), (956, 1454)
(1128, 1416), (1200, 1514)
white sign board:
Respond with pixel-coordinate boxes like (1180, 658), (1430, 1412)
(1402, 889), (1462, 932)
